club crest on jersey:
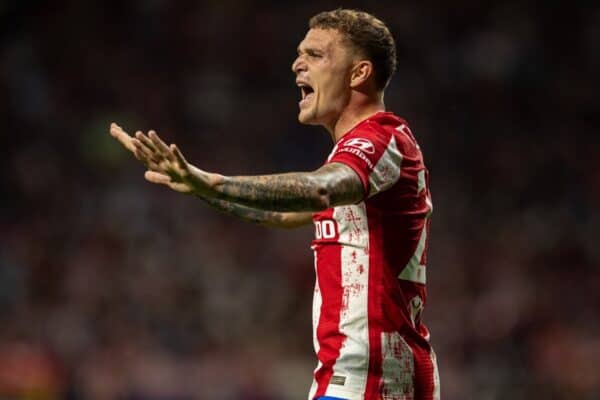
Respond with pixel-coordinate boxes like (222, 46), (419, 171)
(343, 138), (375, 154)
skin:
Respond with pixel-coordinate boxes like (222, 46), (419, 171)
(292, 28), (386, 141)
(109, 28), (387, 228)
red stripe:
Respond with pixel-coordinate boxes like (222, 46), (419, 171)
(364, 204), (384, 399)
(313, 238), (345, 397)
(408, 341), (435, 400)
(327, 125), (393, 196)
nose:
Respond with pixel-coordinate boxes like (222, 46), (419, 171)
(291, 55), (306, 74)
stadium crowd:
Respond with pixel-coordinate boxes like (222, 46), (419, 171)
(1, 1), (598, 399)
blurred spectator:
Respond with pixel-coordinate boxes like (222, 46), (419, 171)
(1, 1), (598, 399)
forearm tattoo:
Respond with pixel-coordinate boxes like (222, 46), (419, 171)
(212, 163), (364, 212)
(198, 196), (287, 227)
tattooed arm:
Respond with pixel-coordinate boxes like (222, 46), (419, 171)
(110, 124), (364, 213)
(108, 123), (313, 228)
(198, 196), (313, 228)
(208, 163), (363, 211)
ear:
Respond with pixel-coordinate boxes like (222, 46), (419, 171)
(350, 60), (374, 88)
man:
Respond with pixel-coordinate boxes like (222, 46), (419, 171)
(110, 9), (439, 400)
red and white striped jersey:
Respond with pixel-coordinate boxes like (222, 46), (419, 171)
(309, 112), (440, 400)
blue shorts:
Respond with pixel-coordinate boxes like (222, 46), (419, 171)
(317, 397), (347, 400)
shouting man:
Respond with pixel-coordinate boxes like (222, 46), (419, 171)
(110, 9), (439, 400)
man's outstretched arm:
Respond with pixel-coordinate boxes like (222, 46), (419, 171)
(207, 162), (363, 212)
(110, 124), (365, 212)
(109, 123), (313, 228)
(199, 197), (312, 229)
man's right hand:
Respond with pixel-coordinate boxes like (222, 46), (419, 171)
(108, 123), (313, 228)
(109, 123), (137, 153)
(109, 123), (214, 194)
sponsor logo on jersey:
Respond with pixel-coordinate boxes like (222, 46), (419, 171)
(330, 375), (346, 386)
(335, 147), (374, 169)
(344, 138), (375, 154)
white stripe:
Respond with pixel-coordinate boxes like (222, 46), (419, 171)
(397, 220), (428, 284)
(431, 348), (441, 400)
(395, 123), (417, 148)
(326, 204), (370, 396)
(380, 332), (415, 398)
(309, 248), (322, 400)
(307, 379), (318, 400)
(368, 135), (402, 197)
(312, 248), (322, 355)
(417, 169), (426, 193)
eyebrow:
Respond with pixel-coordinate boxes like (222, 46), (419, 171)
(297, 46), (323, 56)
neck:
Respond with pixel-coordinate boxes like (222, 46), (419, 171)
(328, 93), (385, 143)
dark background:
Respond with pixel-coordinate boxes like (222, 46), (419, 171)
(1, 1), (598, 399)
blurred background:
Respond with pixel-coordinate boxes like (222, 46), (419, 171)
(1, 0), (598, 399)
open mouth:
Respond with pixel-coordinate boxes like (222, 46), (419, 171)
(298, 82), (315, 106)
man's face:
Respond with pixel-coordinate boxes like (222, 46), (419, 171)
(292, 28), (355, 127)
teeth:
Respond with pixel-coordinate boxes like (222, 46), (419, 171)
(298, 84), (312, 99)
(297, 82), (313, 102)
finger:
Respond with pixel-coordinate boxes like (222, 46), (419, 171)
(109, 122), (125, 138)
(168, 182), (192, 193)
(148, 130), (175, 161)
(134, 147), (153, 168)
(144, 170), (171, 185)
(132, 139), (153, 163)
(135, 131), (158, 153)
(109, 123), (136, 153)
(170, 144), (188, 170)
(133, 141), (163, 171)
(133, 138), (161, 164)
(144, 171), (191, 193)
(110, 123), (131, 146)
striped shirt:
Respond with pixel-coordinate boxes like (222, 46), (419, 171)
(309, 112), (440, 400)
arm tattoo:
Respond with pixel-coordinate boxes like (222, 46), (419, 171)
(198, 196), (286, 227)
(211, 163), (364, 212)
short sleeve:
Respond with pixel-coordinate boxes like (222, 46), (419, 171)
(326, 127), (403, 197)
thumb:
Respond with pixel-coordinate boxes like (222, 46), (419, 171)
(144, 171), (192, 193)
